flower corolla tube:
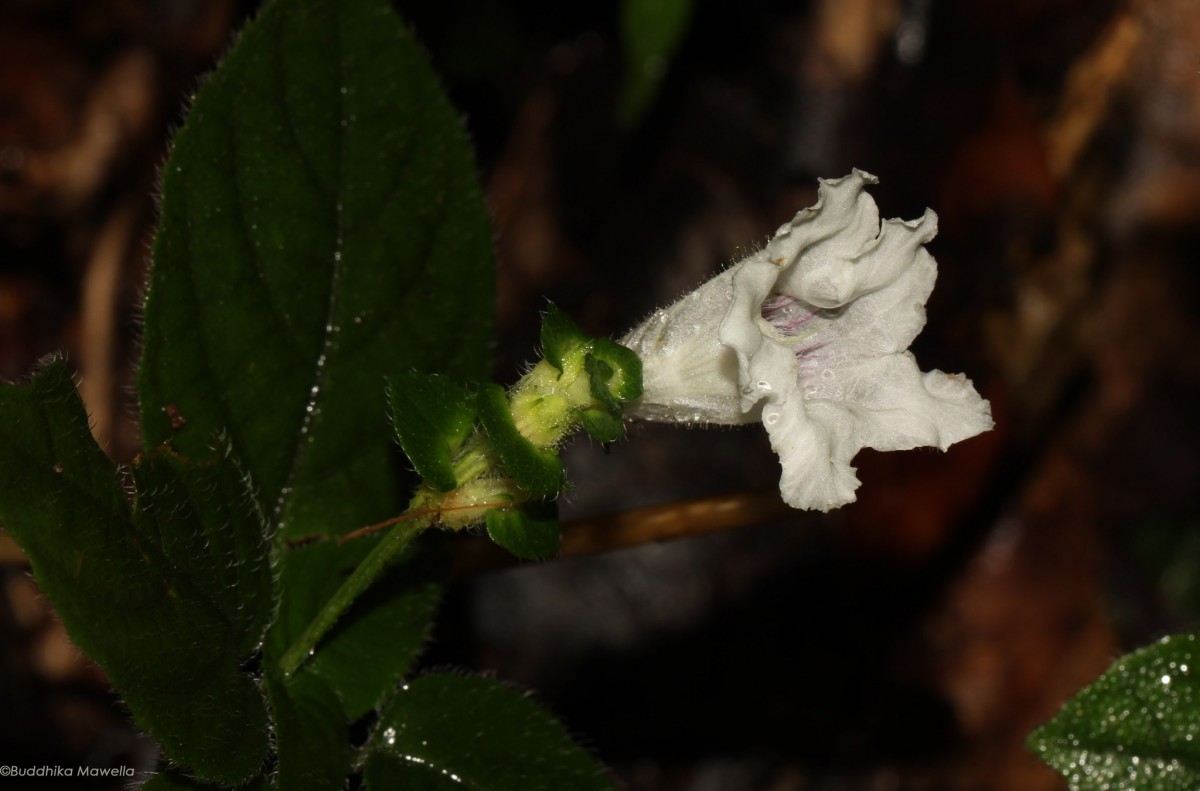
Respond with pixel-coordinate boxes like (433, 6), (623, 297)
(620, 170), (993, 511)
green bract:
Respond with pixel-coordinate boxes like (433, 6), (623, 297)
(387, 304), (645, 551)
(486, 502), (562, 561)
(477, 382), (567, 497)
(387, 372), (477, 493)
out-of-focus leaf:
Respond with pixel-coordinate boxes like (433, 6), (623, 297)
(363, 673), (616, 791)
(617, 0), (693, 127)
(1030, 633), (1200, 790)
(1127, 516), (1200, 622)
(0, 358), (270, 786)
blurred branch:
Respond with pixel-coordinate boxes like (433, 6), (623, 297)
(1044, 12), (1142, 178)
(452, 490), (795, 578)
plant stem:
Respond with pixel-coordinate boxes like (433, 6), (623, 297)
(279, 517), (422, 678)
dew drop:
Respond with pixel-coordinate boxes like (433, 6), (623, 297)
(764, 411), (780, 426)
(383, 727), (396, 746)
(821, 369), (834, 380)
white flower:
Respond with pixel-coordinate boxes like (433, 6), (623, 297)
(621, 169), (993, 511)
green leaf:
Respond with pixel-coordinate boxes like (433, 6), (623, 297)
(540, 303), (590, 373)
(139, 0), (495, 542)
(364, 673), (616, 791)
(617, 0), (694, 127)
(132, 448), (273, 658)
(476, 384), (564, 497)
(362, 753), (463, 790)
(268, 536), (444, 721)
(1030, 633), (1200, 790)
(486, 501), (560, 560)
(387, 372), (476, 492)
(266, 671), (349, 791)
(0, 358), (270, 786)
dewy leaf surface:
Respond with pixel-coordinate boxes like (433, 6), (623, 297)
(1030, 633), (1200, 790)
(364, 673), (616, 791)
(139, 0), (494, 542)
(0, 358), (271, 786)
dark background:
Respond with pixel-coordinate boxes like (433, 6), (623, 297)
(3, 0), (1200, 788)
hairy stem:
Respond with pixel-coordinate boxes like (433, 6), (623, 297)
(278, 514), (424, 679)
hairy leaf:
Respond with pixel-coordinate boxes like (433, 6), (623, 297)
(364, 673), (616, 791)
(0, 358), (270, 785)
(267, 671), (349, 791)
(139, 0), (494, 542)
(1030, 633), (1200, 790)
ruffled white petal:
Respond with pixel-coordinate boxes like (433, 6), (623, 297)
(620, 170), (993, 511)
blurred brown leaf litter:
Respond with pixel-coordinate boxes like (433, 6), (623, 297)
(3, 0), (1200, 788)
